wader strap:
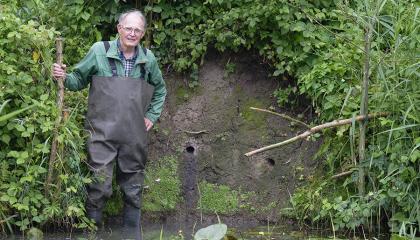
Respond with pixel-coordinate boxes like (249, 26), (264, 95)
(140, 47), (147, 80)
(103, 42), (148, 79)
(103, 41), (118, 77)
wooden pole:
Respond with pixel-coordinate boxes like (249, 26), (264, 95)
(244, 112), (388, 157)
(45, 38), (64, 195)
(358, 23), (372, 197)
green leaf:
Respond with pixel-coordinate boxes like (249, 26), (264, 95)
(80, 12), (90, 21)
(1, 134), (11, 144)
(0, 99), (11, 114)
(40, 94), (48, 101)
(194, 224), (227, 240)
(0, 104), (37, 122)
(0, 195), (9, 202)
(390, 212), (408, 222)
(291, 22), (305, 32)
(273, 69), (283, 76)
(7, 31), (16, 38)
(152, 6), (162, 13)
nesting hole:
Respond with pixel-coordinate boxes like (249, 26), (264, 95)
(186, 146), (195, 153)
(265, 158), (275, 166)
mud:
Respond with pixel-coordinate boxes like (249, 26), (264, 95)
(180, 144), (199, 212)
(178, 143), (200, 238)
(148, 49), (321, 220)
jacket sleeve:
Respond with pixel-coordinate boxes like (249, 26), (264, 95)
(145, 54), (167, 123)
(64, 43), (99, 91)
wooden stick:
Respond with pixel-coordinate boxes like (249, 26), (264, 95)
(358, 23), (372, 196)
(245, 112), (388, 157)
(182, 129), (209, 135)
(331, 169), (355, 179)
(45, 38), (64, 195)
(250, 107), (311, 128)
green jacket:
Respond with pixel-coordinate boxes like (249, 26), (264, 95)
(64, 39), (166, 123)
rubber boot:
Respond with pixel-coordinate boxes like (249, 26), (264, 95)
(122, 205), (142, 240)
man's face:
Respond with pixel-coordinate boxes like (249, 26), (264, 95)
(117, 13), (145, 49)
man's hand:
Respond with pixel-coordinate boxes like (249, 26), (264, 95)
(52, 63), (67, 80)
(144, 118), (153, 131)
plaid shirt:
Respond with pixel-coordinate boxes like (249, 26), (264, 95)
(117, 41), (137, 77)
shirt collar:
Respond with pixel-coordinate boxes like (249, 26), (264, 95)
(117, 39), (138, 61)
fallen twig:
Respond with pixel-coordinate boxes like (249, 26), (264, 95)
(250, 107), (310, 128)
(331, 169), (355, 179)
(245, 112), (389, 156)
(181, 129), (209, 135)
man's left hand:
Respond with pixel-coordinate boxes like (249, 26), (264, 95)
(144, 118), (153, 131)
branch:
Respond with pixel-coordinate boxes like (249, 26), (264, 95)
(250, 107), (311, 128)
(182, 129), (209, 135)
(245, 112), (389, 157)
(331, 169), (355, 179)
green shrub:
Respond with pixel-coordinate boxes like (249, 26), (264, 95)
(0, 3), (91, 232)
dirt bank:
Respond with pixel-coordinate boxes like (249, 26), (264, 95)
(147, 49), (320, 221)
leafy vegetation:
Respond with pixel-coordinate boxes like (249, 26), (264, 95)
(0, 2), (91, 233)
(289, 1), (419, 237)
(0, 0), (418, 237)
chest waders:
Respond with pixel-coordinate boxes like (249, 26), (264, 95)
(85, 42), (153, 240)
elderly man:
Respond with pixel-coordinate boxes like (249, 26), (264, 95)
(52, 10), (166, 239)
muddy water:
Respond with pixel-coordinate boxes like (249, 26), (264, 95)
(3, 221), (334, 240)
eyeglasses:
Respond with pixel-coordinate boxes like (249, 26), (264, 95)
(121, 26), (144, 35)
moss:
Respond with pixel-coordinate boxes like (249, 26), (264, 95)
(175, 85), (203, 105)
(197, 181), (274, 215)
(241, 98), (268, 126)
(142, 155), (182, 212)
(198, 181), (239, 214)
(232, 84), (270, 133)
(175, 87), (189, 105)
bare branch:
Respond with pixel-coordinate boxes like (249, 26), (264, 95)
(331, 169), (355, 179)
(245, 112), (389, 157)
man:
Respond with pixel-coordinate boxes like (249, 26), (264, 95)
(52, 10), (166, 240)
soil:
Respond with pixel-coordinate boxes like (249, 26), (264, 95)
(147, 49), (321, 223)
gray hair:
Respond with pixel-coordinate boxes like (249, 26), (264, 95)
(118, 10), (147, 28)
